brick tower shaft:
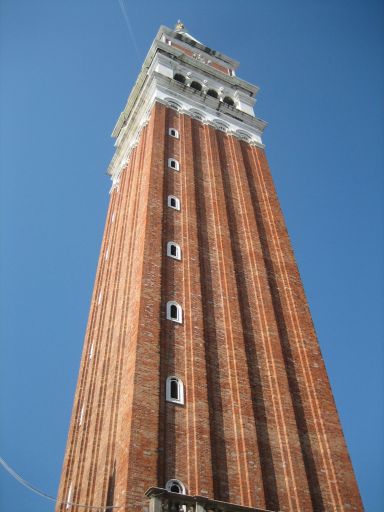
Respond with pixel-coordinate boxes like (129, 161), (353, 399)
(56, 24), (363, 512)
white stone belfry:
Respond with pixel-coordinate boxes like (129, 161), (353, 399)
(108, 24), (267, 188)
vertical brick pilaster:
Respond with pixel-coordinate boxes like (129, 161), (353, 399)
(56, 104), (363, 512)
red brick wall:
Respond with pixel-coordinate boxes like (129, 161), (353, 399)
(56, 102), (363, 512)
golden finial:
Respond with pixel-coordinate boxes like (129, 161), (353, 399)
(175, 20), (185, 32)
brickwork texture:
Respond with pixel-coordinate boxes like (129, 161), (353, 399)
(56, 102), (363, 512)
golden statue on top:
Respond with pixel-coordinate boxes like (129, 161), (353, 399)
(175, 20), (185, 31)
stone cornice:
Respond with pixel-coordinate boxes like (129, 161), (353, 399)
(160, 43), (258, 94)
(112, 38), (258, 139)
(107, 71), (266, 186)
(159, 25), (240, 69)
(108, 25), (267, 187)
(160, 75), (266, 132)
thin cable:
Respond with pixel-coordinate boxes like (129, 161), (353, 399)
(0, 456), (121, 510)
(116, 0), (141, 63)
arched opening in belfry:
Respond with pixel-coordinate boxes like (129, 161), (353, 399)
(207, 89), (218, 98)
(174, 73), (186, 84)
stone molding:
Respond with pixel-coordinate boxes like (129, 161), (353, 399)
(108, 67), (267, 188)
(107, 25), (268, 188)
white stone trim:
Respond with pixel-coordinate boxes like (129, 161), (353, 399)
(108, 42), (266, 188)
(165, 478), (187, 494)
(165, 376), (185, 405)
(166, 301), (182, 323)
(165, 31), (237, 74)
(169, 127), (179, 138)
(111, 29), (258, 137)
(167, 241), (181, 260)
(189, 108), (205, 121)
(167, 195), (180, 210)
(108, 86), (265, 187)
(212, 119), (230, 132)
(168, 158), (179, 171)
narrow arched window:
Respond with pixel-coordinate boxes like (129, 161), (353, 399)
(207, 89), (218, 99)
(167, 242), (181, 260)
(170, 379), (178, 398)
(166, 479), (186, 494)
(166, 301), (182, 323)
(174, 73), (186, 84)
(223, 96), (235, 107)
(169, 128), (179, 139)
(168, 158), (180, 171)
(190, 81), (202, 91)
(166, 377), (185, 405)
(167, 195), (180, 211)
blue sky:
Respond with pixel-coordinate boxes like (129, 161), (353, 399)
(0, 1), (383, 511)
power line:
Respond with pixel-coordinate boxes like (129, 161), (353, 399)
(117, 0), (141, 63)
(0, 456), (121, 510)
(4, 5), (142, 510)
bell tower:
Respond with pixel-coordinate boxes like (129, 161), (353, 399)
(56, 23), (363, 512)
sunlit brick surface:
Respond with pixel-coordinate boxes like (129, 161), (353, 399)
(56, 103), (363, 512)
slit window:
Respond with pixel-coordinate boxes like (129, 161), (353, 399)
(167, 242), (181, 260)
(168, 158), (179, 171)
(166, 377), (185, 405)
(171, 379), (178, 398)
(169, 128), (179, 139)
(166, 301), (182, 323)
(167, 195), (180, 211)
